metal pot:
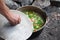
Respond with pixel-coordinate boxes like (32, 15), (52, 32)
(17, 6), (49, 39)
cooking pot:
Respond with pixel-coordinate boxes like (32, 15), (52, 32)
(17, 6), (49, 39)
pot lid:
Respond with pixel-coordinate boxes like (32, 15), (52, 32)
(0, 10), (33, 40)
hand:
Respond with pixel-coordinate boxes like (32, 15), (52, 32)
(0, 0), (21, 26)
(7, 12), (21, 26)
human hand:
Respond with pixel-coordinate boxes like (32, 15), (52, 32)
(0, 0), (21, 26)
(6, 12), (21, 26)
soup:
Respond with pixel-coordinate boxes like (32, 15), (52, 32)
(23, 10), (45, 32)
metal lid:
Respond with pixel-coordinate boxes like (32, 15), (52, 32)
(0, 10), (33, 40)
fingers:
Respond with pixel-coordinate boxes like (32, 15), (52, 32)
(18, 16), (21, 24)
(6, 12), (21, 26)
(12, 16), (21, 26)
(15, 15), (21, 25)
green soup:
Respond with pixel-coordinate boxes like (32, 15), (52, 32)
(23, 10), (45, 32)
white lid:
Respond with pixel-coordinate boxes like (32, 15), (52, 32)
(0, 10), (33, 40)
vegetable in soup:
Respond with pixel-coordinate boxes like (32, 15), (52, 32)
(23, 10), (45, 32)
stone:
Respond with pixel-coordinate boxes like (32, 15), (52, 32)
(12, 0), (33, 6)
(32, 0), (50, 8)
(5, 0), (19, 9)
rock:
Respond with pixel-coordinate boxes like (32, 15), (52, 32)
(5, 0), (34, 9)
(32, 0), (50, 8)
(5, 0), (20, 9)
(13, 0), (33, 6)
(51, 0), (60, 1)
